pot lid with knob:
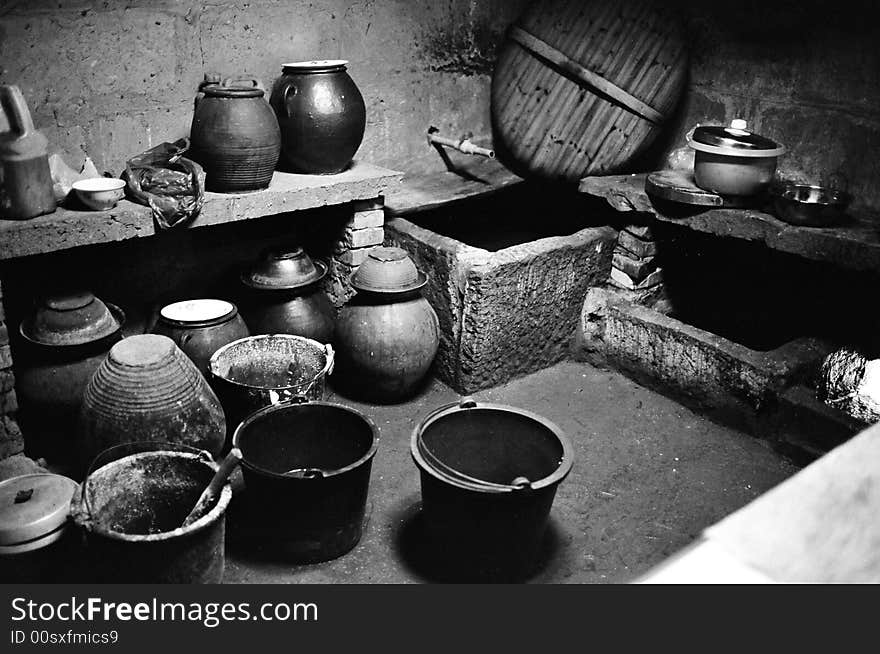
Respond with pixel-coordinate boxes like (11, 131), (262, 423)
(0, 473), (79, 554)
(688, 119), (786, 158)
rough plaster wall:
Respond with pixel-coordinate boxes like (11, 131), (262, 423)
(658, 0), (880, 213)
(0, 0), (529, 176)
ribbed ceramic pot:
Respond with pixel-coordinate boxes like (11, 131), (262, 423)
(77, 334), (226, 471)
(189, 78), (281, 192)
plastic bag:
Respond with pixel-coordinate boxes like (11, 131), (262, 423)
(122, 138), (205, 229)
(49, 154), (101, 203)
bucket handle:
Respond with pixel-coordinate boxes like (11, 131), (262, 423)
(323, 343), (335, 376)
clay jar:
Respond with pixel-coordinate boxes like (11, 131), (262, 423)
(151, 299), (250, 376)
(77, 334), (226, 471)
(240, 248), (335, 343)
(189, 77), (281, 192)
(335, 247), (439, 403)
(269, 60), (366, 174)
(15, 291), (125, 466)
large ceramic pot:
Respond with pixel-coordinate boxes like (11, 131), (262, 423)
(334, 247), (439, 403)
(240, 248), (334, 343)
(15, 292), (125, 466)
(151, 299), (250, 376)
(269, 60), (366, 174)
(189, 77), (281, 192)
(77, 334), (226, 472)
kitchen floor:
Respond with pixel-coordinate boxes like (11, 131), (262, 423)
(224, 360), (799, 584)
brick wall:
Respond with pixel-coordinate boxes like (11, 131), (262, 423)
(0, 281), (24, 460)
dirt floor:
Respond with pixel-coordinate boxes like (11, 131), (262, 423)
(224, 360), (800, 584)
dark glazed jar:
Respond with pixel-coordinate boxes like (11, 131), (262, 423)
(189, 77), (281, 192)
(151, 299), (250, 376)
(334, 247), (439, 403)
(240, 248), (335, 343)
(269, 60), (366, 174)
(15, 291), (125, 466)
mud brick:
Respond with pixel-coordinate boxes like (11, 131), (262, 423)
(0, 345), (12, 368)
(612, 251), (658, 282)
(609, 266), (664, 291)
(349, 209), (385, 230)
(622, 224), (654, 240)
(0, 368), (13, 393)
(336, 246), (376, 267)
(351, 197), (384, 212)
(618, 229), (658, 258)
(344, 227), (384, 249)
(0, 390), (17, 414)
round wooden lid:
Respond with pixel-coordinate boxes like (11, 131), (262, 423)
(491, 0), (688, 182)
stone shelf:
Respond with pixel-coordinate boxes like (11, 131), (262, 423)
(385, 158), (523, 217)
(579, 173), (880, 274)
(0, 161), (403, 261)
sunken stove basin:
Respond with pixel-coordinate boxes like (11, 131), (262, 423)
(385, 183), (617, 394)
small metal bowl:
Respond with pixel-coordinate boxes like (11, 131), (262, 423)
(771, 183), (850, 227)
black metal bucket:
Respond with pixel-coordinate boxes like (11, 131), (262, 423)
(70, 443), (232, 583)
(411, 399), (573, 580)
(232, 400), (378, 563)
(208, 334), (334, 448)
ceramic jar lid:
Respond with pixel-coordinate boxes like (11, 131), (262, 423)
(281, 60), (349, 73)
(688, 120), (785, 158)
(350, 246), (428, 294)
(0, 473), (79, 554)
(159, 299), (238, 327)
(20, 290), (125, 347)
(241, 248), (328, 291)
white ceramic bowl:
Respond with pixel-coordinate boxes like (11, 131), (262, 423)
(72, 178), (126, 211)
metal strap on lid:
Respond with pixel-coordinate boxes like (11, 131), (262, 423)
(509, 26), (665, 125)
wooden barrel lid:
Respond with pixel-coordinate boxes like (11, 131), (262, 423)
(491, 0), (688, 182)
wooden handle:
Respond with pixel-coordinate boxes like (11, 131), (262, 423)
(508, 27), (665, 125)
(181, 448), (242, 527)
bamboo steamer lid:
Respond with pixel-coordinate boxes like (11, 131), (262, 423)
(491, 0), (688, 181)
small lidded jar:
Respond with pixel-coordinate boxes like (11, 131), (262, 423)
(0, 473), (80, 582)
(687, 119), (786, 196)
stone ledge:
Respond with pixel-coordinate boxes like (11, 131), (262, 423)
(0, 162), (403, 261)
(579, 173), (880, 274)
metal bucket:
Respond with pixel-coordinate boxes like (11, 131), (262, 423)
(69, 443), (232, 583)
(232, 400), (378, 562)
(208, 334), (334, 446)
(411, 399), (573, 580)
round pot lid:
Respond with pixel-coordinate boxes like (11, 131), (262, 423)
(159, 299), (237, 327)
(241, 248), (328, 291)
(200, 84), (264, 98)
(0, 473), (79, 548)
(689, 120), (785, 157)
(281, 60), (348, 73)
(350, 246), (428, 294)
(20, 291), (126, 347)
